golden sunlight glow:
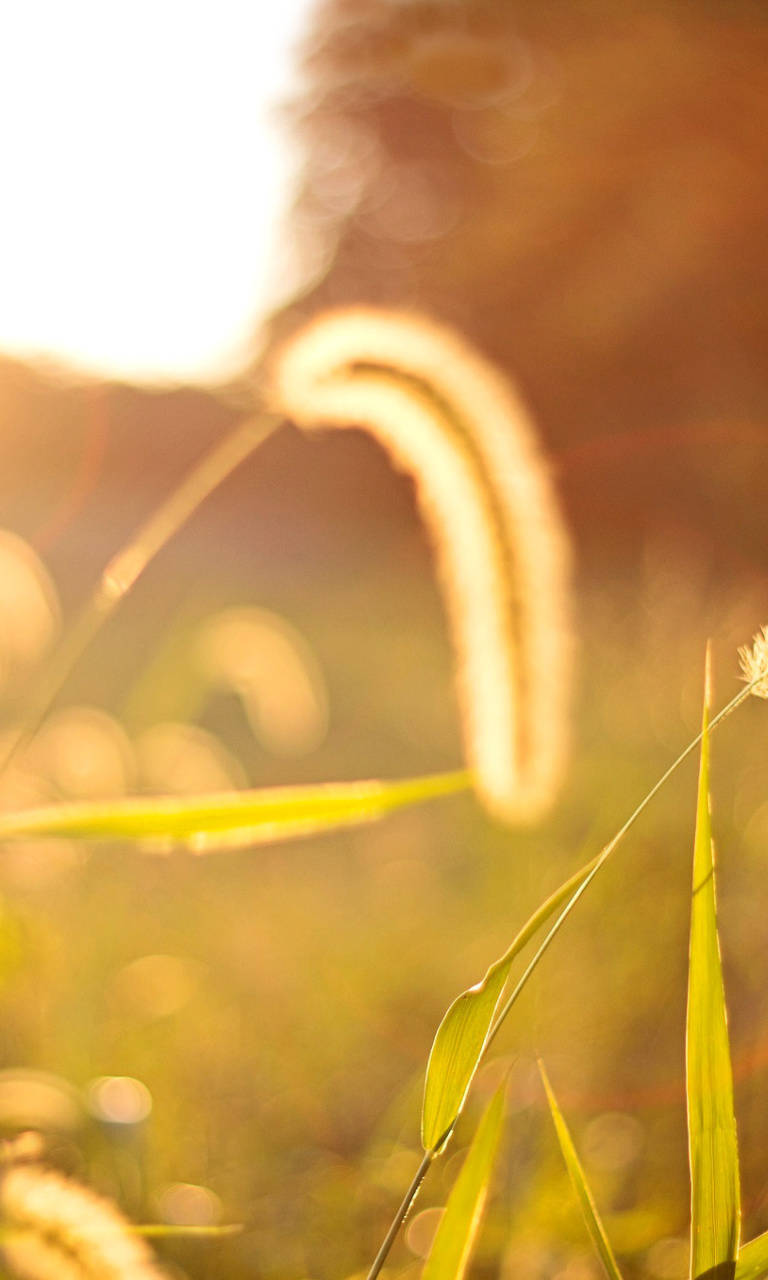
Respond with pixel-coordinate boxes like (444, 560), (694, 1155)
(0, 2), (313, 385)
(158, 1183), (223, 1228)
(0, 532), (59, 690)
(135, 722), (245, 794)
(0, 1071), (82, 1134)
(197, 607), (329, 758)
(110, 953), (196, 1022)
(87, 1076), (152, 1126)
(30, 708), (134, 800)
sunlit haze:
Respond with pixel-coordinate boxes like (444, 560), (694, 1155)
(0, 2), (313, 385)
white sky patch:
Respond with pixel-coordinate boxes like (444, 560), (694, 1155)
(0, 2), (313, 385)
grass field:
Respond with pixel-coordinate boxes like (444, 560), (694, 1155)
(0, 486), (766, 1280)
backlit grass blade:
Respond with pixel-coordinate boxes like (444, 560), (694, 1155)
(421, 854), (599, 1153)
(0, 412), (280, 782)
(736, 1234), (768, 1280)
(687, 684), (740, 1279)
(539, 1061), (623, 1280)
(422, 1082), (506, 1280)
(0, 771), (470, 850)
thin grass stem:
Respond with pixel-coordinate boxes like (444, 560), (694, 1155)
(365, 675), (756, 1280)
(0, 411), (279, 777)
(483, 678), (755, 1053)
(365, 1150), (434, 1280)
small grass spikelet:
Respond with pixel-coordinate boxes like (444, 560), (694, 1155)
(270, 307), (573, 823)
(0, 1162), (165, 1280)
(739, 625), (768, 698)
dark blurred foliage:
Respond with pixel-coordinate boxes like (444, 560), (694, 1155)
(1, 4), (768, 1280)
(275, 0), (768, 570)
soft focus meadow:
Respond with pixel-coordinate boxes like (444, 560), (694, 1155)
(1, 4), (768, 1280)
(0, 411), (766, 1280)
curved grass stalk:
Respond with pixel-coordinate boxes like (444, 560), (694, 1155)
(271, 308), (572, 823)
(2, 306), (571, 829)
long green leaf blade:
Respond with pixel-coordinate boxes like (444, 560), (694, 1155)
(421, 855), (599, 1153)
(687, 689), (740, 1278)
(539, 1061), (623, 1280)
(422, 1082), (505, 1280)
(737, 1235), (768, 1280)
(0, 771), (470, 850)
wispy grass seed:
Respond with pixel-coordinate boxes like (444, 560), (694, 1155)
(739, 625), (768, 698)
(1, 1164), (165, 1280)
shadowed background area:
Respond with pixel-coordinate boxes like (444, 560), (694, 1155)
(1, 3), (768, 1280)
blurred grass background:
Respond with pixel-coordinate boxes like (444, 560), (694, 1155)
(0, 455), (764, 1280)
(1, 2), (768, 1279)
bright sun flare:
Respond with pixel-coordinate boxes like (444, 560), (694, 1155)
(0, 2), (313, 386)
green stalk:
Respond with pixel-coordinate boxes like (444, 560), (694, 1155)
(484, 678), (754, 1052)
(0, 411), (279, 777)
(367, 673), (757, 1280)
(365, 1150), (434, 1280)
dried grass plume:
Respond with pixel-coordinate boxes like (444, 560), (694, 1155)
(739, 625), (768, 699)
(0, 1160), (165, 1280)
(269, 307), (573, 822)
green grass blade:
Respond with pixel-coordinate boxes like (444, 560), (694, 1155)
(687, 689), (740, 1279)
(421, 855), (599, 1153)
(422, 1082), (506, 1280)
(0, 771), (470, 849)
(421, 960), (508, 1155)
(737, 1234), (768, 1280)
(539, 1061), (623, 1280)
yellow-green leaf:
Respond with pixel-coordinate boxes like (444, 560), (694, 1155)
(687, 691), (740, 1278)
(540, 1061), (623, 1280)
(737, 1232), (768, 1280)
(421, 855), (598, 1153)
(0, 771), (470, 850)
(422, 1082), (505, 1280)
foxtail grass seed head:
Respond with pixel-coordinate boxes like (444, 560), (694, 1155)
(2, 1232), (87, 1280)
(0, 1163), (165, 1280)
(739, 625), (768, 699)
(270, 307), (573, 823)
